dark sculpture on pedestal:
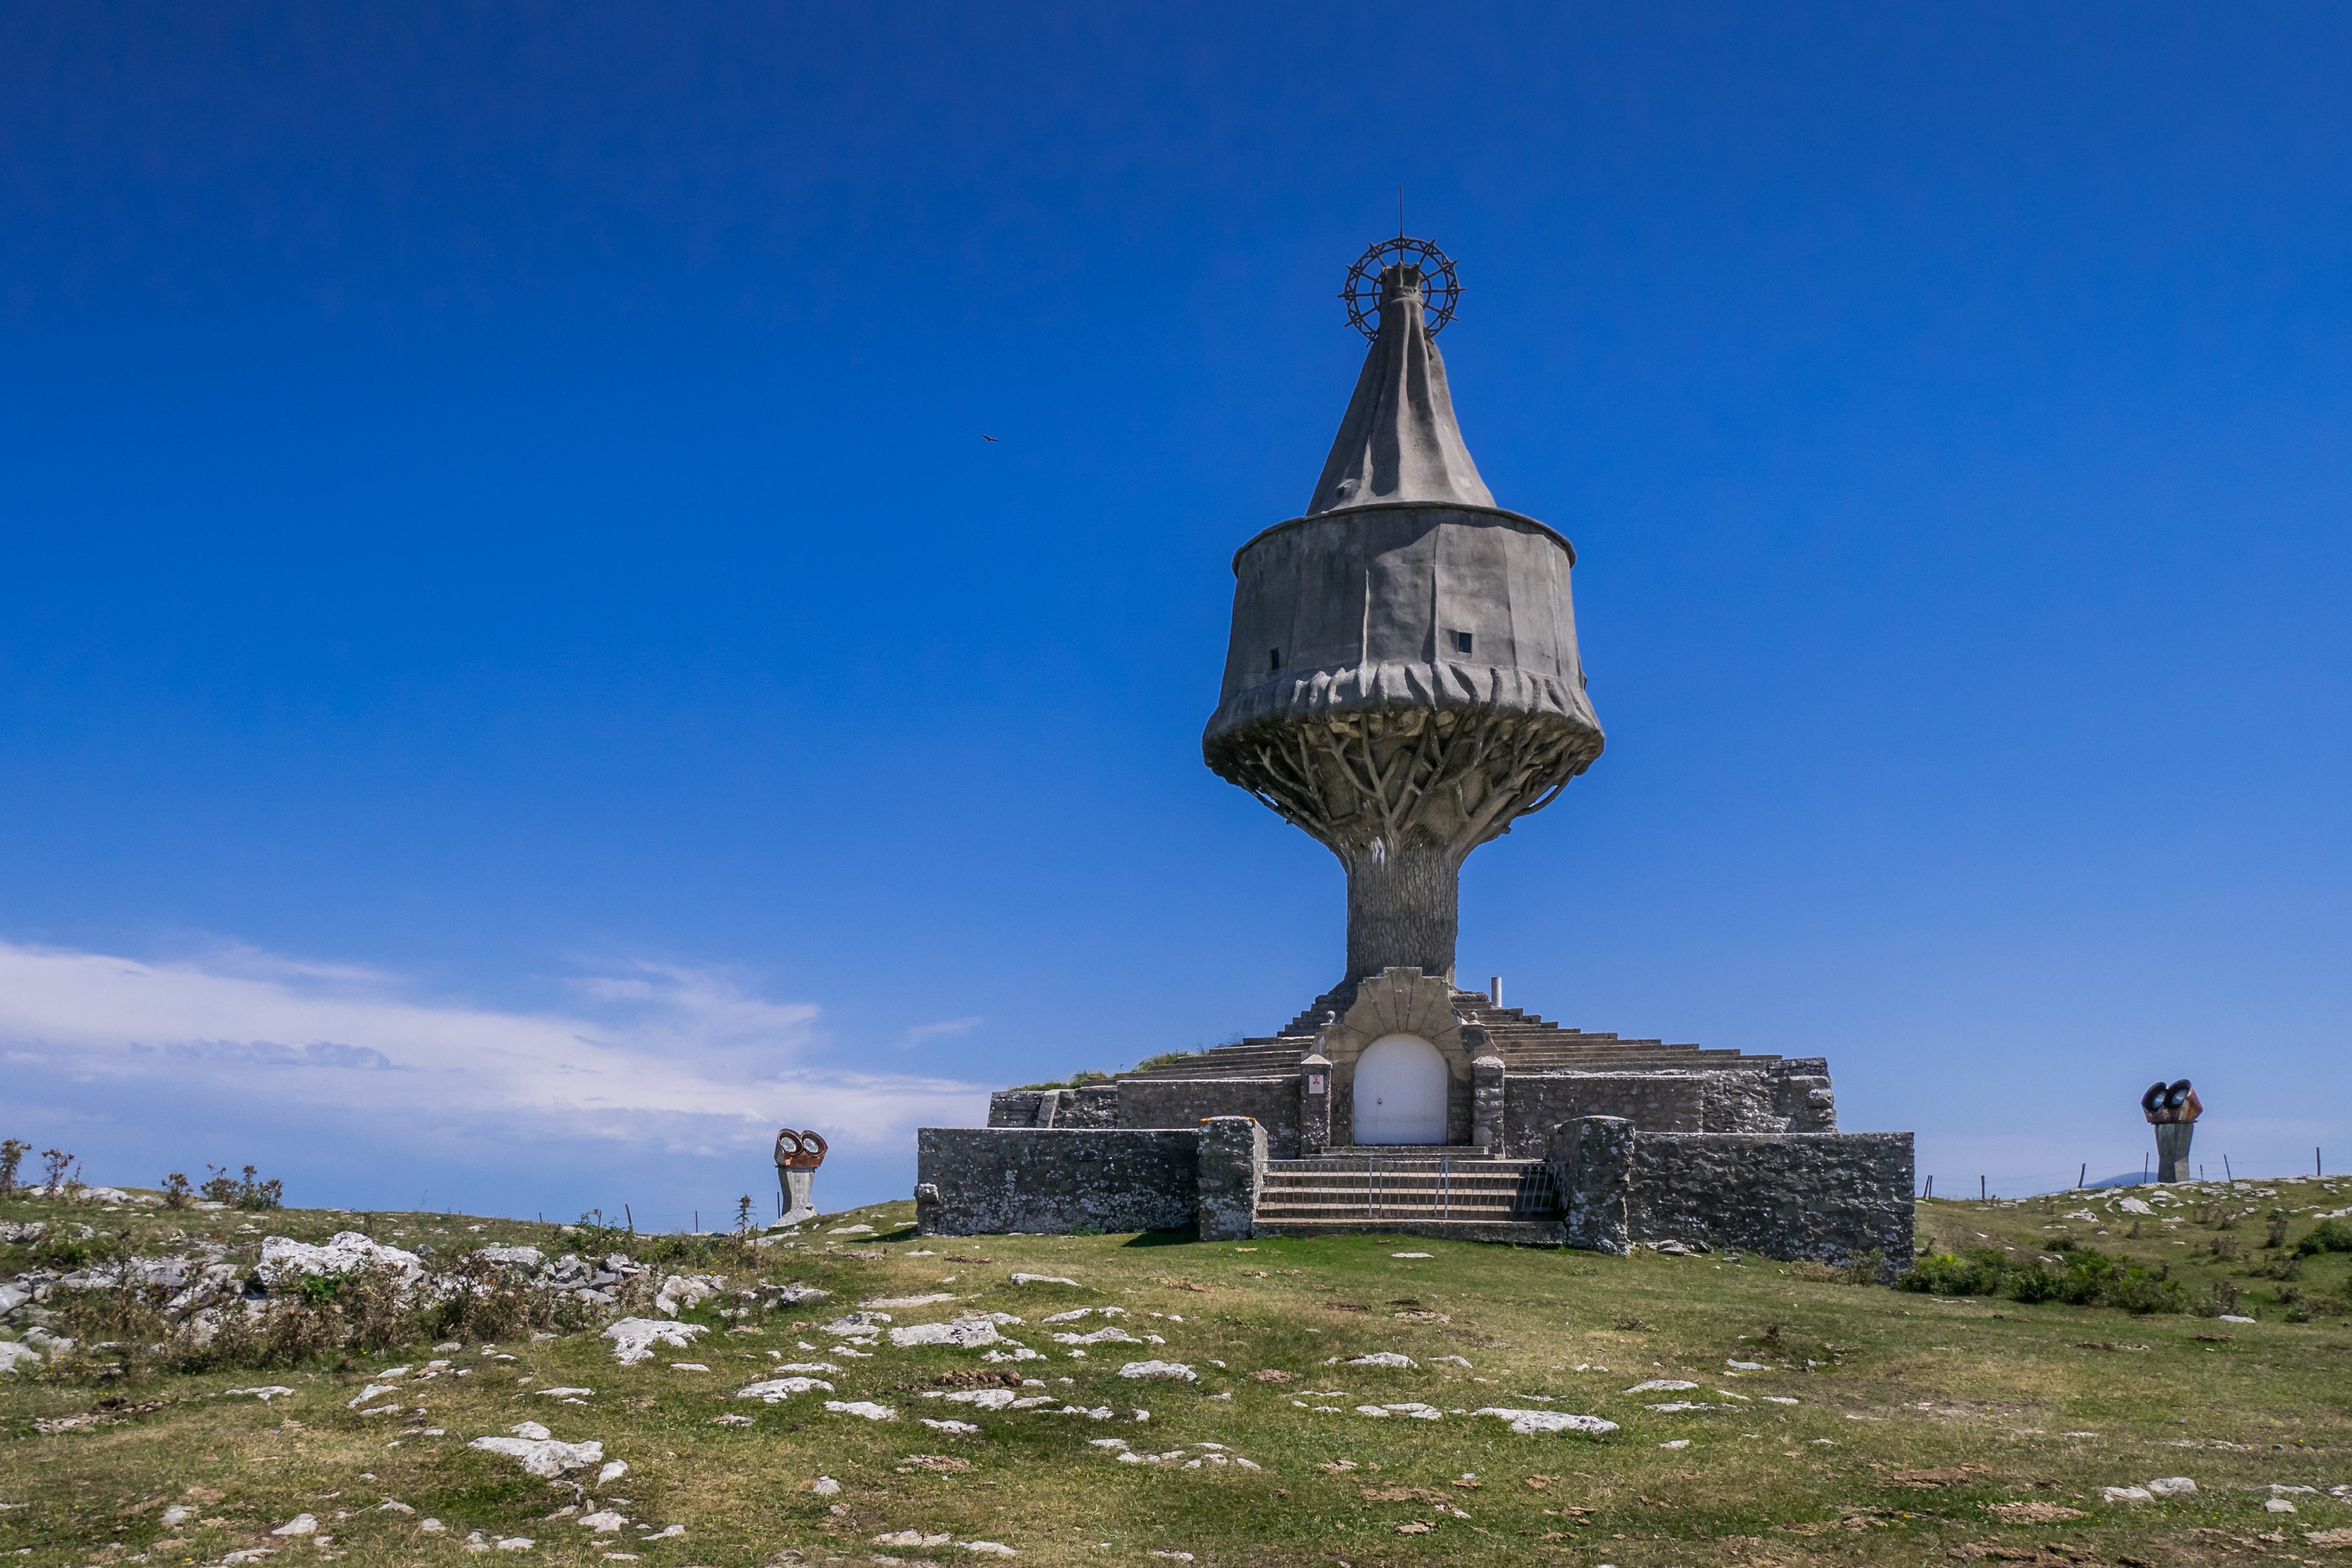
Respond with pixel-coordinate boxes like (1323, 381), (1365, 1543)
(1201, 238), (1604, 988)
(2142, 1080), (2200, 1183)
(773, 1128), (827, 1227)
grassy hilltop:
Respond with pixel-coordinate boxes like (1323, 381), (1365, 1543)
(4, 1177), (2351, 1567)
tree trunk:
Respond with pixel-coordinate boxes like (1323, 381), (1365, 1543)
(1343, 837), (1460, 983)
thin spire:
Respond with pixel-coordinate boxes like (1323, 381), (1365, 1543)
(1305, 260), (1494, 516)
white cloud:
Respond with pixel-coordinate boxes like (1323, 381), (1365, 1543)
(0, 939), (989, 1154)
(904, 1015), (985, 1045)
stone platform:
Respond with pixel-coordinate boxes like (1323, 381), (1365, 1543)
(989, 969), (1835, 1159)
(917, 966), (1911, 1265)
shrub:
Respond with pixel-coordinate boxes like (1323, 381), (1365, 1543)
(569, 1209), (635, 1261)
(2100, 1270), (2189, 1315)
(2266, 1213), (2292, 1249)
(0, 1138), (27, 1197)
(1896, 1243), (2188, 1314)
(1896, 1249), (2006, 1296)
(1840, 1249), (1888, 1285)
(33, 1227), (130, 1272)
(200, 1164), (285, 1211)
(425, 1253), (591, 1344)
(2295, 1219), (2352, 1257)
(1131, 1053), (1198, 1073)
(160, 1173), (195, 1210)
(170, 1261), (421, 1373)
(40, 1148), (80, 1195)
(56, 1274), (175, 1347)
(2004, 1265), (2064, 1303)
(1012, 1069), (1115, 1091)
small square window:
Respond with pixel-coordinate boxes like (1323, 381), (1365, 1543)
(1269, 647), (1282, 670)
(1452, 630), (1474, 655)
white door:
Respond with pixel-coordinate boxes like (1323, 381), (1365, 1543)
(1353, 1034), (1449, 1144)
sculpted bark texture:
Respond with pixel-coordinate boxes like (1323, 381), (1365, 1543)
(1203, 260), (1602, 986)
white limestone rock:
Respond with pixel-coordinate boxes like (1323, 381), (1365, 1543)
(734, 1377), (833, 1402)
(889, 1320), (1001, 1349)
(822, 1400), (896, 1420)
(467, 1422), (605, 1478)
(1117, 1361), (1197, 1381)
(1051, 1326), (1140, 1346)
(256, 1232), (424, 1289)
(472, 1245), (544, 1268)
(603, 1318), (708, 1365)
(1474, 1406), (1619, 1437)
(654, 1273), (725, 1317)
(935, 1388), (1018, 1409)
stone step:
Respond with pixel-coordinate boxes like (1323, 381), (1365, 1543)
(1132, 1041), (1732, 1063)
(1259, 1185), (1529, 1200)
(1120, 1049), (1780, 1081)
(1264, 1154), (1541, 1170)
(1107, 983), (1797, 1087)
(1257, 1156), (1562, 1223)
(1250, 1217), (1566, 1244)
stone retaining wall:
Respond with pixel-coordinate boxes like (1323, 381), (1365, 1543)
(1118, 1077), (1301, 1157)
(915, 1128), (1200, 1236)
(1504, 1073), (1706, 1153)
(1624, 1129), (1911, 1266)
(985, 1085), (1122, 1129)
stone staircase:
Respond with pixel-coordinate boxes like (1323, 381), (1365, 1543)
(1116, 986), (1808, 1081)
(1250, 1153), (1564, 1242)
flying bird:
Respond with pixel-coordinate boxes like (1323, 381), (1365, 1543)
(982, 434), (998, 442)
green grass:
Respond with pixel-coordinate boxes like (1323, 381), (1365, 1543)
(5, 1179), (2352, 1566)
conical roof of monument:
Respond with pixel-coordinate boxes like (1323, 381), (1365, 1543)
(1305, 261), (1495, 516)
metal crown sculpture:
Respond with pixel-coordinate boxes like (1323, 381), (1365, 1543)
(1341, 237), (1460, 339)
(1203, 239), (1605, 989)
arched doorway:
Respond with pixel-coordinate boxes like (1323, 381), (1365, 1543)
(1353, 1033), (1449, 1144)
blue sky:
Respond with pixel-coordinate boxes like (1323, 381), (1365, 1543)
(4, 4), (2349, 1224)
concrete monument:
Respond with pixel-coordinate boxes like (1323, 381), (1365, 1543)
(913, 236), (1913, 1264)
(1201, 238), (1603, 987)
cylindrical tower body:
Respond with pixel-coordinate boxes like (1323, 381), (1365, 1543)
(1203, 250), (1604, 986)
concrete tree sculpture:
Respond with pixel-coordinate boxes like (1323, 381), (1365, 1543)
(1203, 238), (1604, 988)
